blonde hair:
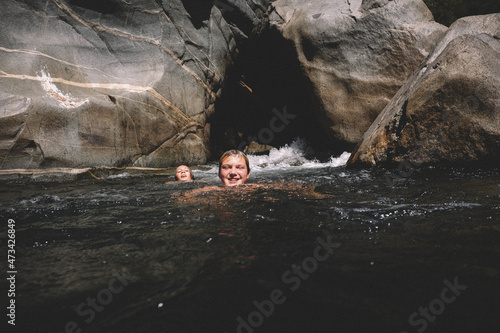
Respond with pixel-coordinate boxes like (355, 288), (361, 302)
(218, 150), (250, 174)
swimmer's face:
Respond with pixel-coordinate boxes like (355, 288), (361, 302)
(218, 156), (250, 186)
(176, 165), (193, 182)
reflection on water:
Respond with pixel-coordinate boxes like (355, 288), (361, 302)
(1, 142), (499, 333)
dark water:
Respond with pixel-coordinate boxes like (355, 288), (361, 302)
(1, 148), (499, 333)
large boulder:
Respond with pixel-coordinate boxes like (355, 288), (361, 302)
(269, 0), (447, 151)
(347, 14), (500, 167)
(0, 0), (269, 169)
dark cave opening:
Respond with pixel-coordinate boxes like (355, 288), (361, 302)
(209, 26), (335, 161)
(180, 0), (214, 29)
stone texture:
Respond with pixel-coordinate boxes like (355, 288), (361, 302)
(243, 141), (274, 155)
(270, 0), (447, 150)
(0, 0), (269, 169)
(348, 14), (500, 167)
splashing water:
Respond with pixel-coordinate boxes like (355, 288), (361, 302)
(248, 138), (350, 170)
(197, 138), (350, 180)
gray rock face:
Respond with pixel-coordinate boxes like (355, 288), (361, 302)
(270, 0), (447, 150)
(0, 0), (269, 169)
(347, 14), (500, 167)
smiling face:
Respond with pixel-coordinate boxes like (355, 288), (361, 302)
(218, 155), (250, 186)
(175, 165), (193, 182)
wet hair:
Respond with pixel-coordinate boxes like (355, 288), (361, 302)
(175, 166), (195, 181)
(218, 150), (250, 174)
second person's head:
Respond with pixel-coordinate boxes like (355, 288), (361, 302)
(175, 165), (194, 182)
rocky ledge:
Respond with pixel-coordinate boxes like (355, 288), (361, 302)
(347, 13), (500, 168)
(270, 0), (446, 151)
(2, 1), (497, 170)
(0, 0), (269, 169)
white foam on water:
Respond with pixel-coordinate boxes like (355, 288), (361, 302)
(198, 138), (350, 179)
(248, 138), (350, 173)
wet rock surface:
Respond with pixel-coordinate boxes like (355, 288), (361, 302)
(4, 1), (493, 170)
(270, 0), (447, 151)
(348, 13), (500, 167)
(0, 0), (269, 169)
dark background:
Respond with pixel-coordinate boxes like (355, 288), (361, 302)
(423, 0), (500, 26)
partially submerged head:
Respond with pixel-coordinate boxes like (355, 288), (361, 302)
(175, 165), (194, 182)
(218, 150), (251, 186)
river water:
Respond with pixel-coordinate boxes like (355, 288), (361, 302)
(1, 140), (499, 333)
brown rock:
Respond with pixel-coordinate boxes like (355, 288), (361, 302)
(270, 0), (447, 150)
(348, 14), (500, 167)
